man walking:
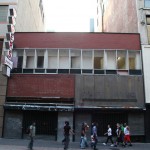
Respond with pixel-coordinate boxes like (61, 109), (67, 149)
(63, 121), (74, 150)
(28, 122), (36, 150)
(92, 122), (98, 150)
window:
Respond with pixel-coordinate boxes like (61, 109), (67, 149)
(94, 51), (104, 69)
(106, 50), (116, 69)
(82, 50), (92, 69)
(0, 39), (3, 65)
(145, 0), (150, 7)
(71, 50), (81, 68)
(37, 56), (44, 68)
(48, 49), (58, 69)
(25, 49), (35, 68)
(59, 49), (69, 69)
(146, 16), (150, 44)
(117, 51), (127, 69)
(128, 51), (141, 70)
(0, 6), (8, 22)
(37, 49), (45, 68)
(17, 56), (23, 68)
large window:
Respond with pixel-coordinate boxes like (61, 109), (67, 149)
(145, 0), (150, 7)
(0, 6), (8, 22)
(12, 48), (142, 75)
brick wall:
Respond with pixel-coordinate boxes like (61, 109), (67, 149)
(7, 74), (75, 98)
(14, 32), (141, 50)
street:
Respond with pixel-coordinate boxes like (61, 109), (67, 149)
(0, 138), (150, 150)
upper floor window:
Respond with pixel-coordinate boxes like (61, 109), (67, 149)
(145, 0), (150, 7)
(0, 6), (8, 22)
(12, 48), (142, 75)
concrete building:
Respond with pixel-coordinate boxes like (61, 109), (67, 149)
(3, 32), (144, 142)
(0, 0), (44, 137)
(96, 0), (150, 142)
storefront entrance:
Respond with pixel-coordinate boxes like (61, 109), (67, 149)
(23, 110), (58, 140)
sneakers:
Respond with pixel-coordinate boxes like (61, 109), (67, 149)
(110, 144), (114, 147)
(103, 143), (106, 145)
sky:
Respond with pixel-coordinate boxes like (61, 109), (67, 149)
(43, 0), (97, 32)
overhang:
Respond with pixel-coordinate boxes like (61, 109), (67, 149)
(4, 102), (74, 112)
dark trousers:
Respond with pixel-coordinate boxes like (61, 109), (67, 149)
(106, 135), (113, 144)
(64, 135), (70, 150)
(93, 138), (98, 150)
(28, 136), (34, 150)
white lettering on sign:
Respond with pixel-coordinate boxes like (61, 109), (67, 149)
(4, 56), (13, 69)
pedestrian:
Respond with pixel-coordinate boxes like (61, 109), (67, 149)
(63, 121), (74, 150)
(62, 121), (68, 144)
(114, 123), (125, 147)
(91, 122), (98, 150)
(80, 122), (89, 149)
(124, 125), (132, 146)
(103, 124), (114, 146)
(28, 122), (36, 150)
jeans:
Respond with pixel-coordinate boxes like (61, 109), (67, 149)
(28, 136), (34, 150)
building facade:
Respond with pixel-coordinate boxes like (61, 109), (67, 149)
(3, 32), (145, 141)
(96, 0), (150, 142)
(0, 0), (44, 137)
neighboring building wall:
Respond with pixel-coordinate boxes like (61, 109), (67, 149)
(102, 0), (138, 33)
(15, 0), (44, 32)
(0, 0), (45, 138)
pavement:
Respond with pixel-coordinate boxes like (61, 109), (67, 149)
(0, 138), (150, 150)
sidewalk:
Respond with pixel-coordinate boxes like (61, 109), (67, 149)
(0, 138), (150, 150)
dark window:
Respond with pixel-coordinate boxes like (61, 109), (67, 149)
(17, 56), (23, 68)
(37, 56), (44, 68)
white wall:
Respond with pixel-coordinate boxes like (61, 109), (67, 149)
(142, 45), (150, 103)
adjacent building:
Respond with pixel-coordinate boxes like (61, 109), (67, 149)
(96, 0), (150, 142)
(0, 0), (44, 137)
(3, 32), (144, 141)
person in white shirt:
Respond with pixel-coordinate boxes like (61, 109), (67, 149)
(103, 124), (114, 146)
(124, 125), (132, 146)
(28, 122), (36, 150)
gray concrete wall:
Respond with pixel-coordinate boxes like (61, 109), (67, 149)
(3, 110), (23, 138)
(75, 75), (144, 108)
(0, 73), (7, 137)
(57, 112), (73, 142)
(74, 112), (91, 142)
(128, 112), (145, 135)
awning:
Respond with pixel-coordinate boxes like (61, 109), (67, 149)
(4, 102), (74, 112)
